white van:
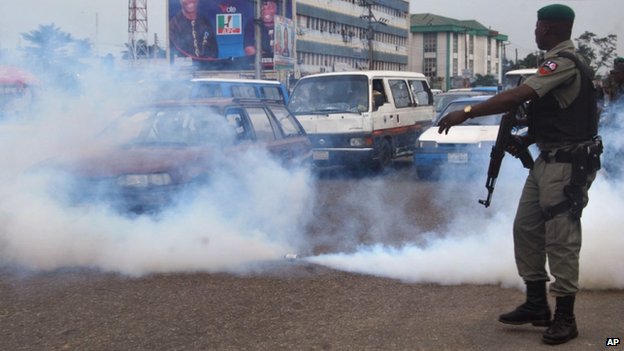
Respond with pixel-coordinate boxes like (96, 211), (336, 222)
(287, 71), (435, 170)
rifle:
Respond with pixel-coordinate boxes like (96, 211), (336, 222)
(478, 109), (534, 207)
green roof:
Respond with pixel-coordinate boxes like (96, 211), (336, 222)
(410, 13), (508, 40)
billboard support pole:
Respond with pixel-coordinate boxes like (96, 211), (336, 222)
(255, 0), (262, 79)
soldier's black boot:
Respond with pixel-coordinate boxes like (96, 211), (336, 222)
(542, 295), (578, 345)
(499, 280), (551, 326)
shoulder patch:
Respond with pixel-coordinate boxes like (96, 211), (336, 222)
(539, 60), (559, 75)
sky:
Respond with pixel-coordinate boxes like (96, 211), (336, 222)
(0, 0), (622, 61)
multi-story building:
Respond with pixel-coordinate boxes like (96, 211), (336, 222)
(294, 0), (409, 76)
(408, 13), (508, 91)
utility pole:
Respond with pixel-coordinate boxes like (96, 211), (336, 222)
(128, 0), (149, 61)
(359, 0), (387, 70)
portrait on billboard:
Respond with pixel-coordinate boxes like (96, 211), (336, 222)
(168, 0), (292, 70)
(169, 0), (219, 60)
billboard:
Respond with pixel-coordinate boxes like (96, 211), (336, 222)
(168, 0), (292, 71)
(273, 15), (295, 70)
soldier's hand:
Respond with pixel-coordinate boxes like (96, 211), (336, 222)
(437, 111), (468, 134)
(505, 135), (526, 157)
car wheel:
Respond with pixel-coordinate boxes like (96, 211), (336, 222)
(371, 139), (393, 173)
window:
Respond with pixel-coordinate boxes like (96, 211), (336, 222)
(231, 85), (257, 98)
(260, 86), (283, 100)
(246, 107), (276, 142)
(423, 33), (437, 53)
(389, 79), (411, 108)
(269, 105), (302, 137)
(423, 57), (437, 78)
(408, 80), (432, 106)
(225, 108), (249, 141)
(195, 84), (223, 98)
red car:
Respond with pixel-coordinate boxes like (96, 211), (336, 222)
(58, 98), (311, 214)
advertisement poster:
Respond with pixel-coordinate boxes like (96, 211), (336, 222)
(273, 15), (295, 70)
(168, 0), (292, 71)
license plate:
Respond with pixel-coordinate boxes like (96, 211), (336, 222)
(313, 150), (329, 160)
(448, 153), (468, 163)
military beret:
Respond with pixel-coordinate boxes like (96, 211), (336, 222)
(537, 4), (575, 21)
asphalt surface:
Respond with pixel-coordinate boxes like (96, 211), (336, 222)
(1, 163), (622, 350)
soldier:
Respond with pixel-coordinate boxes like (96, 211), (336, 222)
(438, 4), (602, 345)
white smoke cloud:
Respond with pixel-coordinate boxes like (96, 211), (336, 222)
(0, 63), (315, 276)
(306, 107), (624, 291)
(1, 62), (623, 293)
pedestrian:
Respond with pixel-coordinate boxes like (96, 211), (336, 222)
(169, 0), (218, 60)
(603, 57), (624, 106)
(437, 4), (603, 345)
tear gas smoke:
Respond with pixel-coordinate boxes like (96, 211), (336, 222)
(0, 63), (315, 276)
(1, 62), (622, 292)
(308, 104), (624, 291)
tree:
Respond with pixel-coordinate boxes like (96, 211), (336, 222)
(20, 23), (92, 92)
(575, 31), (617, 77)
(20, 23), (92, 68)
(471, 74), (497, 87)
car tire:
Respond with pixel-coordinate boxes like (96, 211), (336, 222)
(371, 139), (393, 173)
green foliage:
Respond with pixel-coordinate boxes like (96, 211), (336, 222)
(471, 74), (498, 87)
(575, 31), (617, 76)
(19, 23), (93, 92)
(20, 23), (92, 68)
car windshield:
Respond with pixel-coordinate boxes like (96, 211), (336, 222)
(102, 105), (238, 147)
(434, 94), (470, 113)
(288, 75), (369, 114)
(434, 101), (502, 126)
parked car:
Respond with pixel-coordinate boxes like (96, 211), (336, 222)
(51, 98), (311, 214)
(414, 95), (520, 179)
(433, 91), (491, 120)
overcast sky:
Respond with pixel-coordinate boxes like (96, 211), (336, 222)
(0, 0), (622, 61)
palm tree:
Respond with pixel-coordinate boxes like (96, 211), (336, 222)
(20, 23), (93, 92)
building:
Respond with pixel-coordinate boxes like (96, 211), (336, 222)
(295, 0), (409, 76)
(409, 13), (508, 91)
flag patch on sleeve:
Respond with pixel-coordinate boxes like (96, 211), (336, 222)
(539, 61), (558, 75)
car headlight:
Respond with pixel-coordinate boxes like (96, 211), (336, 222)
(117, 173), (172, 188)
(418, 140), (438, 148)
(350, 136), (373, 147)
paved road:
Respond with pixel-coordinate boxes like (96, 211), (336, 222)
(1, 164), (622, 350)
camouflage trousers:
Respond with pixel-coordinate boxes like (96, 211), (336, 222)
(512, 156), (596, 296)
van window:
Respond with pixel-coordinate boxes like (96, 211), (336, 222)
(389, 79), (411, 108)
(195, 84), (223, 98)
(288, 75), (368, 114)
(231, 85), (257, 99)
(408, 79), (432, 105)
(260, 86), (283, 100)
